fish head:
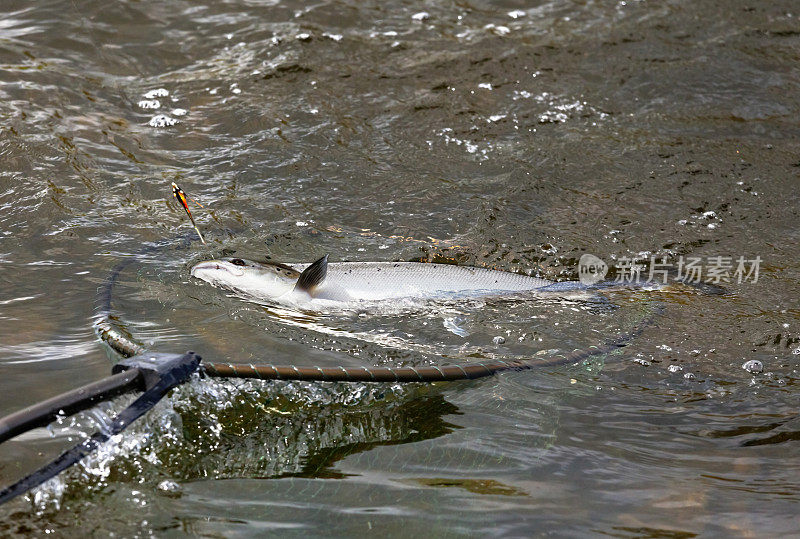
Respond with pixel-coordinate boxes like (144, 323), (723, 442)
(191, 257), (300, 300)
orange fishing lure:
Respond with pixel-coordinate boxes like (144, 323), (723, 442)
(171, 182), (206, 244)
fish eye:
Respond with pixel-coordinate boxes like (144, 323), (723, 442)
(230, 258), (247, 266)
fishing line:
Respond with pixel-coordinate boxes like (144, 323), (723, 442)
(94, 232), (196, 357)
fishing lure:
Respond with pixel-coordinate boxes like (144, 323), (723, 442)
(171, 181), (206, 244)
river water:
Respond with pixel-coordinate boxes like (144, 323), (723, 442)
(1, 0), (798, 535)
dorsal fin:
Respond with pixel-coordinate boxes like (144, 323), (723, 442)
(294, 254), (328, 294)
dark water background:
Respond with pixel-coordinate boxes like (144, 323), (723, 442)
(1, 0), (799, 535)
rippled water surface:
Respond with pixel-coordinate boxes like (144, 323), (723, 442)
(1, 0), (799, 535)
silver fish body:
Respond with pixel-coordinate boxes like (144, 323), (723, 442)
(190, 256), (565, 308)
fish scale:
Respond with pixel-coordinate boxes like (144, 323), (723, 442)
(289, 262), (555, 301)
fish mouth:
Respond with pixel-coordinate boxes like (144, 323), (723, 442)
(191, 260), (245, 277)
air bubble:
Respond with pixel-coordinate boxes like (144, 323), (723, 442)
(143, 88), (169, 99)
(157, 480), (181, 497)
(484, 24), (511, 36)
(148, 115), (178, 128)
(742, 359), (763, 374)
